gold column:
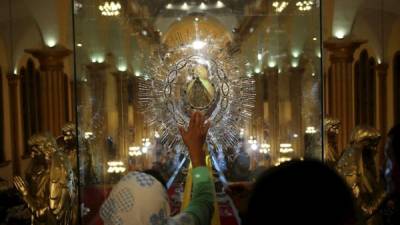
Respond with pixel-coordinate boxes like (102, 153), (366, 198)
(324, 38), (365, 153)
(376, 63), (388, 168)
(265, 67), (279, 163)
(8, 74), (21, 175)
(253, 73), (265, 142)
(113, 71), (130, 158)
(132, 76), (144, 146)
(289, 66), (305, 157)
(86, 62), (108, 180)
(25, 45), (72, 136)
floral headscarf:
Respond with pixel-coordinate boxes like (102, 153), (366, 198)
(100, 172), (171, 225)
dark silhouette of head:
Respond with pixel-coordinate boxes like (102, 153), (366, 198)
(245, 160), (356, 225)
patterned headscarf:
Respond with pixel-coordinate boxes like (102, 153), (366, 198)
(100, 172), (170, 225)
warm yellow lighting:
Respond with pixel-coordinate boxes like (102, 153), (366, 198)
(259, 143), (271, 154)
(199, 2), (207, 10)
(292, 50), (300, 58)
(272, 1), (289, 13)
(291, 61), (299, 68)
(306, 126), (317, 134)
(280, 143), (294, 153)
(76, 43), (83, 47)
(334, 29), (346, 39)
(118, 65), (127, 72)
(165, 3), (173, 9)
(254, 67), (261, 74)
(107, 161), (126, 173)
(84, 132), (93, 139)
(128, 146), (142, 156)
(268, 61), (277, 68)
(216, 1), (225, 8)
(45, 37), (57, 47)
(155, 131), (160, 138)
(181, 2), (189, 10)
(135, 71), (141, 77)
(192, 40), (207, 50)
(313, 37), (317, 41)
(257, 53), (263, 61)
(296, 1), (313, 11)
(99, 1), (121, 16)
(279, 157), (292, 163)
(13, 68), (18, 75)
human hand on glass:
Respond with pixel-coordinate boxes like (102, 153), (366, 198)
(179, 111), (210, 168)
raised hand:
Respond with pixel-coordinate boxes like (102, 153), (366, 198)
(179, 111), (210, 167)
(14, 176), (29, 196)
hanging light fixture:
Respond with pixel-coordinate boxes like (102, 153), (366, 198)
(272, 1), (289, 13)
(99, 1), (121, 16)
(296, 1), (313, 11)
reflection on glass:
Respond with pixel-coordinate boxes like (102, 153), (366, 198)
(74, 0), (322, 223)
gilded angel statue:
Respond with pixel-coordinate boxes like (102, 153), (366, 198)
(335, 126), (386, 224)
(13, 133), (76, 225)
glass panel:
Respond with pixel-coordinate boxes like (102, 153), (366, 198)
(74, 0), (322, 223)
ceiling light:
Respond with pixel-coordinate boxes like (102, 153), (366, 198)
(99, 1), (121, 16)
(181, 2), (189, 10)
(76, 43), (82, 47)
(199, 2), (207, 10)
(195, 17), (199, 22)
(296, 1), (313, 11)
(272, 1), (289, 13)
(216, 1), (225, 8)
(334, 29), (346, 39)
(166, 3), (173, 9)
(313, 37), (317, 41)
(257, 53), (263, 61)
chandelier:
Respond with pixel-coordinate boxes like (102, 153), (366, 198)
(99, 1), (121, 16)
(272, 1), (289, 13)
(296, 1), (313, 11)
(107, 161), (126, 173)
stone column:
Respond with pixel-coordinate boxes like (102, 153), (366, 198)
(324, 38), (365, 153)
(265, 67), (279, 163)
(289, 66), (305, 158)
(86, 62), (109, 181)
(113, 71), (130, 158)
(8, 74), (22, 175)
(376, 63), (388, 168)
(131, 76), (144, 146)
(25, 45), (71, 136)
(253, 73), (265, 142)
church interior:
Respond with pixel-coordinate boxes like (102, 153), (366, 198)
(0, 0), (400, 224)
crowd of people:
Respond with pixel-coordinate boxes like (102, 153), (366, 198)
(100, 112), (400, 225)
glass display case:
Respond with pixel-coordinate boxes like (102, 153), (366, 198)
(73, 0), (323, 223)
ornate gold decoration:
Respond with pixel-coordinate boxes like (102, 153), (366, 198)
(324, 117), (341, 166)
(335, 126), (386, 220)
(13, 133), (76, 225)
